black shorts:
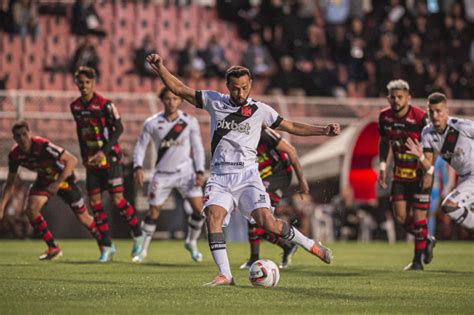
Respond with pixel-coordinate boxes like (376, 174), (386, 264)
(391, 180), (431, 211)
(86, 164), (124, 196)
(262, 172), (292, 207)
(29, 175), (86, 213)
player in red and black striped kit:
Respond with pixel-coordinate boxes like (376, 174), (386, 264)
(71, 66), (143, 262)
(378, 79), (435, 271)
(240, 126), (309, 269)
(0, 121), (102, 260)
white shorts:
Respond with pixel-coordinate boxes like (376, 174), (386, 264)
(444, 174), (474, 209)
(203, 167), (272, 227)
(148, 171), (203, 206)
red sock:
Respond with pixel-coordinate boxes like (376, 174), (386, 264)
(30, 215), (57, 248)
(414, 219), (428, 251)
(86, 221), (102, 246)
(116, 199), (141, 237)
(91, 202), (111, 246)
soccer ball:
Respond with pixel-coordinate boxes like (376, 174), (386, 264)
(248, 259), (280, 287)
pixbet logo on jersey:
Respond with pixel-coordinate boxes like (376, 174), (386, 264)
(216, 120), (251, 134)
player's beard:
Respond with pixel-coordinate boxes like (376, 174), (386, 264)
(231, 95), (248, 107)
(391, 103), (407, 114)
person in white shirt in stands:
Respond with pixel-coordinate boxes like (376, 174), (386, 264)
(406, 92), (474, 232)
(133, 87), (206, 263)
(146, 53), (341, 286)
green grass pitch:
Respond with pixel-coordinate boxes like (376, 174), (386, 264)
(0, 240), (473, 314)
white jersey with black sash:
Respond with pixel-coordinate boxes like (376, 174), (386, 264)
(421, 117), (474, 177)
(133, 110), (205, 175)
(195, 90), (283, 175)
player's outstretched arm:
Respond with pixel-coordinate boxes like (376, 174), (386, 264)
(0, 172), (18, 220)
(276, 119), (341, 137)
(146, 53), (198, 106)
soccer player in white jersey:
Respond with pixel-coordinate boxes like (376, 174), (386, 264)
(146, 53), (341, 286)
(406, 92), (474, 232)
(132, 87), (206, 263)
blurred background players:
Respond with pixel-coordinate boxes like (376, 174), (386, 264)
(132, 87), (206, 263)
(407, 92), (474, 231)
(378, 79), (434, 271)
(71, 66), (143, 262)
(0, 121), (102, 260)
(240, 126), (308, 269)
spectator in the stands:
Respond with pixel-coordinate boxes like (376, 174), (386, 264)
(71, 0), (106, 37)
(177, 37), (206, 79)
(133, 35), (156, 78)
(242, 32), (276, 78)
(202, 35), (229, 78)
(305, 53), (341, 97)
(374, 33), (399, 95)
(11, 0), (39, 39)
(294, 24), (327, 62)
(267, 55), (305, 95)
(70, 36), (101, 77)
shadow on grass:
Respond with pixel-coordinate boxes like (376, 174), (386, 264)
(59, 260), (102, 265)
(425, 269), (474, 275)
(227, 284), (376, 302)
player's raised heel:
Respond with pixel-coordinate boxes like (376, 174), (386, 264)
(131, 234), (146, 257)
(184, 242), (203, 262)
(423, 236), (437, 264)
(203, 274), (235, 286)
(403, 261), (424, 271)
(39, 247), (63, 261)
(99, 244), (116, 263)
(280, 244), (297, 269)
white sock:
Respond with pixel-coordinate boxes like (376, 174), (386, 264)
(281, 221), (314, 251)
(209, 233), (232, 279)
(185, 213), (204, 244)
(141, 220), (157, 256)
(290, 227), (314, 251)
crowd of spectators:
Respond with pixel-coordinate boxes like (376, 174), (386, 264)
(218, 0), (474, 99)
(1, 0), (473, 99)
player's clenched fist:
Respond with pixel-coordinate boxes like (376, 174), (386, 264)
(146, 53), (162, 66)
(325, 123), (341, 136)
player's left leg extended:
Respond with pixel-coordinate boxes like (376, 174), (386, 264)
(252, 207), (332, 265)
(184, 196), (205, 262)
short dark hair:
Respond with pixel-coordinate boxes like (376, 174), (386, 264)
(74, 66), (97, 80)
(158, 86), (180, 100)
(12, 120), (29, 133)
(225, 66), (251, 84)
(427, 92), (447, 105)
